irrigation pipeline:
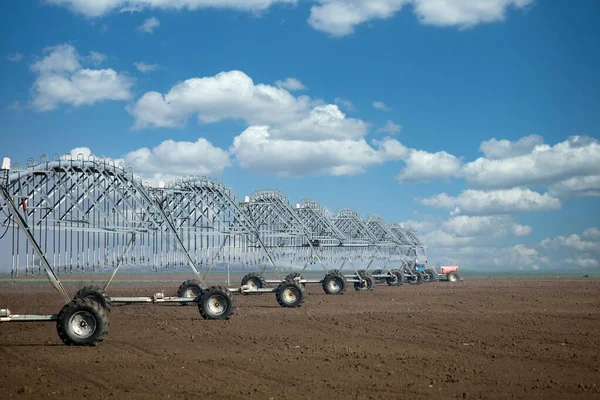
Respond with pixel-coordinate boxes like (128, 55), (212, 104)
(0, 155), (426, 282)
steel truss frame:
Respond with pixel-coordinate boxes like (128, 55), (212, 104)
(0, 156), (285, 326)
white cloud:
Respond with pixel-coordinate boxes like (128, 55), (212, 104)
(418, 188), (561, 215)
(275, 77), (307, 91)
(124, 138), (231, 183)
(231, 125), (402, 176)
(66, 139), (230, 185)
(409, 218), (596, 271)
(442, 215), (531, 237)
(566, 258), (600, 268)
(412, 0), (535, 28)
(86, 51), (107, 65)
(308, 0), (534, 36)
(7, 52), (23, 62)
(138, 17), (160, 33)
(334, 97), (356, 112)
(372, 101), (390, 111)
(540, 234), (597, 252)
(422, 229), (474, 248)
(376, 120), (402, 134)
(64, 147), (94, 160)
(134, 62), (159, 73)
(479, 134), (543, 159)
(462, 136), (600, 189)
(583, 227), (600, 240)
(538, 229), (600, 269)
(30, 44), (133, 111)
(397, 149), (461, 183)
(128, 69), (415, 177)
(270, 104), (368, 141)
(549, 175), (600, 198)
(46, 0), (297, 18)
(128, 70), (312, 129)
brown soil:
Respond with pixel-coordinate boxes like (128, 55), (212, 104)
(0, 278), (599, 399)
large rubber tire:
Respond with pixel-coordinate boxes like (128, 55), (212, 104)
(424, 268), (437, 282)
(372, 269), (386, 284)
(408, 271), (424, 285)
(285, 272), (305, 288)
(275, 280), (305, 308)
(241, 272), (266, 291)
(322, 270), (348, 295)
(386, 270), (403, 287)
(74, 285), (112, 313)
(198, 286), (235, 320)
(354, 274), (374, 291)
(422, 271), (431, 282)
(177, 279), (203, 298)
(56, 298), (109, 346)
(447, 271), (463, 283)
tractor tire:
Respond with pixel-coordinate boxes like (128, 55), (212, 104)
(322, 270), (347, 295)
(354, 274), (374, 291)
(198, 286), (235, 320)
(408, 271), (424, 285)
(424, 268), (437, 282)
(275, 280), (305, 308)
(56, 297), (109, 346)
(177, 279), (203, 298)
(372, 269), (386, 284)
(285, 272), (305, 287)
(241, 272), (266, 292)
(74, 285), (112, 313)
(447, 271), (463, 283)
(386, 270), (403, 287)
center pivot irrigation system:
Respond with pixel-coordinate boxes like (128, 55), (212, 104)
(0, 155), (462, 346)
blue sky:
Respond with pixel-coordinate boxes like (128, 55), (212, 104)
(1, 0), (599, 270)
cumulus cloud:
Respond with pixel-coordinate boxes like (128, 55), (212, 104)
(231, 126), (403, 176)
(418, 188), (561, 215)
(134, 62), (159, 73)
(462, 136), (600, 189)
(334, 97), (356, 112)
(397, 149), (461, 183)
(85, 51), (107, 65)
(566, 258), (600, 268)
(442, 215), (531, 237)
(372, 101), (390, 111)
(540, 233), (597, 252)
(583, 227), (600, 240)
(376, 120), (402, 134)
(45, 0), (297, 17)
(549, 175), (600, 198)
(7, 52), (23, 62)
(128, 69), (416, 176)
(128, 70), (312, 129)
(538, 228), (600, 269)
(30, 44), (133, 111)
(275, 77), (307, 91)
(66, 139), (230, 185)
(138, 17), (160, 33)
(479, 134), (543, 159)
(308, 0), (534, 36)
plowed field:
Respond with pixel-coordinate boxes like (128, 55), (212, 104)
(1, 277), (599, 399)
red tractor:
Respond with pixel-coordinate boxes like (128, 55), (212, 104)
(436, 266), (463, 282)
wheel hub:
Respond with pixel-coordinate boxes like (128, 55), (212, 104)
(184, 287), (200, 298)
(207, 295), (226, 315)
(328, 279), (340, 292)
(69, 311), (97, 338)
(283, 288), (298, 303)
